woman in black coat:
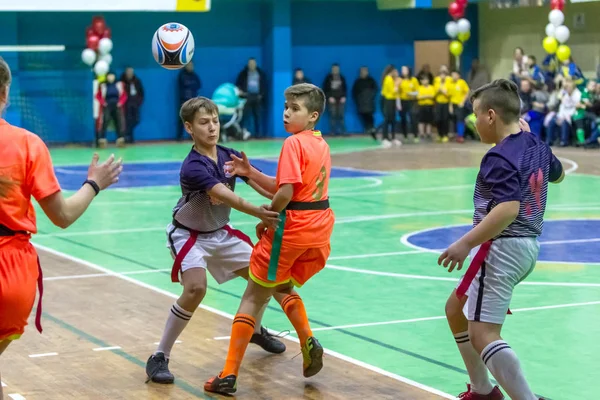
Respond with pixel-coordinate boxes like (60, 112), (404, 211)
(352, 66), (378, 138)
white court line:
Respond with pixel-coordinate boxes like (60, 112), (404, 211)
(44, 269), (171, 281)
(557, 157), (578, 174)
(93, 346), (121, 352)
(35, 207), (600, 239)
(325, 264), (600, 287)
(32, 243), (454, 399)
(8, 394), (26, 400)
(28, 352), (58, 358)
(154, 340), (181, 345)
(311, 300), (600, 333)
(213, 336), (231, 341)
(1, 381), (6, 387)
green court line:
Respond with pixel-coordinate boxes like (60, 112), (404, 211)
(41, 312), (211, 399)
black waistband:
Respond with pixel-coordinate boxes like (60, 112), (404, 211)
(286, 199), (330, 211)
(171, 219), (220, 235)
(0, 224), (28, 237)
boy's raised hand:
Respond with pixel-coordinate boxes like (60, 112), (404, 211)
(226, 151), (252, 177)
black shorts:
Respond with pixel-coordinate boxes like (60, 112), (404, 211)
(419, 105), (434, 124)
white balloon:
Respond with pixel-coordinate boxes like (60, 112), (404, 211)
(445, 21), (459, 38)
(545, 23), (556, 38)
(457, 18), (471, 34)
(98, 38), (113, 55)
(81, 48), (96, 66)
(549, 9), (564, 27)
(554, 25), (570, 43)
(99, 53), (112, 65)
(93, 60), (109, 76)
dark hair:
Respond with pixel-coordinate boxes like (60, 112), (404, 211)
(0, 57), (12, 95)
(528, 55), (537, 63)
(179, 96), (219, 124)
(470, 79), (521, 124)
(284, 83), (326, 122)
(381, 64), (396, 85)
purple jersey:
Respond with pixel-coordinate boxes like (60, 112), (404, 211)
(473, 131), (563, 237)
(172, 145), (252, 232)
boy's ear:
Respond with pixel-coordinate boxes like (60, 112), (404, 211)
(184, 121), (193, 135)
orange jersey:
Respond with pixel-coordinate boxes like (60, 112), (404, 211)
(275, 130), (335, 248)
(0, 119), (61, 246)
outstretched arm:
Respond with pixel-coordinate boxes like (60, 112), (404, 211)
(39, 154), (123, 229)
(207, 183), (279, 227)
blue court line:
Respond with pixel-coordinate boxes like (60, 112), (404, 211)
(405, 219), (600, 264)
(36, 231), (550, 399)
(54, 159), (387, 191)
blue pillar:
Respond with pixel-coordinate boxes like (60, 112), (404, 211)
(263, 0), (292, 138)
(0, 13), (21, 126)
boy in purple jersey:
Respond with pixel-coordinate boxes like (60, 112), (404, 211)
(145, 97), (293, 384)
(439, 79), (564, 400)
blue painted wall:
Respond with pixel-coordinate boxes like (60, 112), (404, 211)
(0, 0), (478, 144)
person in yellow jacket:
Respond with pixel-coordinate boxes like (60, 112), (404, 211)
(434, 65), (452, 142)
(417, 76), (435, 140)
(380, 65), (401, 148)
(398, 66), (419, 140)
(449, 70), (470, 143)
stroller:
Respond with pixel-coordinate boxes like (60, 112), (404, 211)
(211, 83), (251, 142)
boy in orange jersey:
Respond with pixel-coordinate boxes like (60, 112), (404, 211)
(204, 83), (335, 395)
(0, 56), (122, 399)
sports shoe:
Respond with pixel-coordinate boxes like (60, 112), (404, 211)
(458, 384), (504, 399)
(250, 326), (286, 354)
(381, 139), (392, 149)
(145, 352), (175, 384)
(204, 372), (237, 394)
(392, 139), (402, 147)
(116, 137), (125, 147)
(301, 336), (324, 378)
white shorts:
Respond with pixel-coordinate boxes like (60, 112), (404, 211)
(166, 223), (253, 284)
(458, 237), (540, 325)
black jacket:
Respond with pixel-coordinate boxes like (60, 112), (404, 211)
(322, 73), (347, 99)
(120, 74), (144, 107)
(352, 76), (378, 114)
(236, 67), (267, 99)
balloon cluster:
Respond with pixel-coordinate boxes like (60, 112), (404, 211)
(81, 16), (114, 79)
(542, 1), (571, 62)
(445, 0), (471, 58)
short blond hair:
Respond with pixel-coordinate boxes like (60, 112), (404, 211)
(284, 83), (326, 122)
(179, 97), (219, 124)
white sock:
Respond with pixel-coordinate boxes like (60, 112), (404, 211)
(454, 331), (494, 395)
(156, 302), (193, 359)
(482, 340), (537, 400)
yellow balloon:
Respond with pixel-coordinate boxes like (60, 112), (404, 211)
(449, 40), (463, 56)
(96, 74), (107, 83)
(556, 45), (571, 62)
(457, 31), (470, 42)
(542, 36), (558, 54)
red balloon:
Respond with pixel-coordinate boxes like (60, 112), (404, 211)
(86, 34), (100, 51)
(456, 0), (468, 6)
(102, 27), (112, 39)
(86, 26), (95, 38)
(448, 2), (465, 19)
(550, 0), (564, 10)
(92, 17), (106, 36)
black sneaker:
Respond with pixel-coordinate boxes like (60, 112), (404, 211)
(145, 352), (175, 384)
(249, 326), (287, 354)
(204, 372), (237, 394)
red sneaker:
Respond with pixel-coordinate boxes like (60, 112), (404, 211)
(458, 384), (504, 399)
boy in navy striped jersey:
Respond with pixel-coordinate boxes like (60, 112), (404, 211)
(439, 79), (564, 400)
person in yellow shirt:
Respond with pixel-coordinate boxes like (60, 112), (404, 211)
(434, 65), (452, 142)
(449, 70), (470, 143)
(398, 66), (419, 140)
(380, 65), (401, 148)
(417, 76), (435, 140)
